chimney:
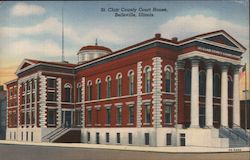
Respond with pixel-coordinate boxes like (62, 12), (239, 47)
(171, 37), (178, 42)
(155, 33), (161, 39)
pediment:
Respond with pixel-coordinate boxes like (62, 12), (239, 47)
(197, 30), (246, 52)
(16, 59), (36, 74)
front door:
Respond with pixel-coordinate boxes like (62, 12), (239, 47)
(62, 111), (72, 128)
(199, 106), (205, 128)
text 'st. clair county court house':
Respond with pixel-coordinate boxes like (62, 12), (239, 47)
(5, 30), (249, 148)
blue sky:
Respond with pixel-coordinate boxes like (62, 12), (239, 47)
(0, 0), (249, 85)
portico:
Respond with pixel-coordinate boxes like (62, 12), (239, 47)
(178, 53), (241, 129)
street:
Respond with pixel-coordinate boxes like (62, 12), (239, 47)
(0, 144), (249, 160)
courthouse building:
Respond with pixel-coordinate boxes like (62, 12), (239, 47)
(5, 30), (249, 147)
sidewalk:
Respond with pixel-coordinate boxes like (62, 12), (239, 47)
(0, 140), (249, 153)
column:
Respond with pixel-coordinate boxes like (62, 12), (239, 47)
(205, 61), (214, 128)
(29, 80), (32, 126)
(220, 63), (229, 127)
(233, 66), (240, 127)
(190, 58), (200, 128)
(24, 82), (27, 127)
(176, 60), (185, 125)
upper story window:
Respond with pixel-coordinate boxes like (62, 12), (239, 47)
(47, 78), (56, 89)
(14, 86), (17, 96)
(77, 83), (82, 102)
(22, 83), (25, 93)
(116, 106), (122, 125)
(87, 80), (92, 101)
(9, 88), (13, 97)
(27, 81), (31, 92)
(184, 69), (191, 95)
(96, 79), (101, 100)
(144, 103), (151, 124)
(128, 70), (134, 95)
(47, 91), (56, 101)
(106, 76), (111, 98)
(64, 83), (71, 102)
(199, 70), (206, 96)
(116, 73), (122, 97)
(164, 65), (173, 92)
(228, 75), (233, 98)
(144, 66), (151, 93)
(164, 104), (171, 124)
(213, 74), (220, 97)
(128, 104), (134, 124)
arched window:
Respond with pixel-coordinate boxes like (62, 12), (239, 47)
(128, 70), (134, 95)
(87, 80), (92, 101)
(64, 83), (71, 102)
(164, 65), (173, 92)
(228, 75), (233, 98)
(199, 70), (206, 96)
(106, 76), (111, 98)
(77, 83), (82, 102)
(96, 78), (101, 100)
(184, 69), (191, 94)
(116, 73), (122, 97)
(144, 66), (151, 93)
(213, 74), (220, 97)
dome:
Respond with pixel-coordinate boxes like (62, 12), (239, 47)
(77, 44), (112, 63)
(78, 45), (112, 53)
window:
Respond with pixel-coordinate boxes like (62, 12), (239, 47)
(180, 133), (186, 146)
(164, 66), (172, 92)
(26, 132), (28, 141)
(116, 133), (121, 144)
(31, 132), (33, 142)
(96, 107), (100, 124)
(22, 95), (25, 104)
(21, 132), (23, 141)
(144, 104), (151, 124)
(87, 108), (92, 124)
(166, 133), (172, 145)
(77, 83), (82, 102)
(164, 105), (171, 124)
(64, 83), (71, 102)
(145, 133), (150, 145)
(184, 70), (191, 94)
(21, 111), (25, 125)
(228, 76), (233, 98)
(87, 81), (92, 101)
(47, 91), (56, 101)
(116, 106), (122, 125)
(144, 66), (151, 93)
(128, 105), (134, 124)
(75, 110), (82, 126)
(27, 82), (31, 92)
(47, 109), (56, 125)
(128, 133), (133, 144)
(26, 111), (30, 124)
(106, 108), (111, 125)
(213, 74), (220, 97)
(199, 71), (206, 96)
(32, 110), (35, 124)
(116, 73), (122, 96)
(106, 133), (110, 143)
(106, 76), (111, 98)
(22, 83), (25, 93)
(96, 132), (100, 144)
(47, 78), (56, 89)
(96, 79), (101, 100)
(87, 132), (90, 142)
(128, 71), (134, 95)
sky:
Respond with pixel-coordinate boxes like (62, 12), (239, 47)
(0, 0), (249, 94)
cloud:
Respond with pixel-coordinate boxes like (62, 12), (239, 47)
(159, 14), (249, 44)
(0, 17), (124, 46)
(10, 2), (45, 16)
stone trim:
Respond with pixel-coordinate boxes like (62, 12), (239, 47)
(56, 78), (62, 127)
(136, 61), (142, 127)
(152, 57), (163, 128)
(38, 72), (47, 128)
(81, 77), (85, 128)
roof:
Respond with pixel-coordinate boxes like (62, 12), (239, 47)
(25, 59), (76, 68)
(78, 45), (112, 54)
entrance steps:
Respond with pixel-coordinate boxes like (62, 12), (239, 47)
(42, 127), (81, 142)
(219, 127), (250, 147)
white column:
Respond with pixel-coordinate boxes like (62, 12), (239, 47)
(233, 66), (240, 127)
(205, 61), (213, 128)
(24, 82), (27, 127)
(220, 64), (229, 127)
(190, 58), (199, 128)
